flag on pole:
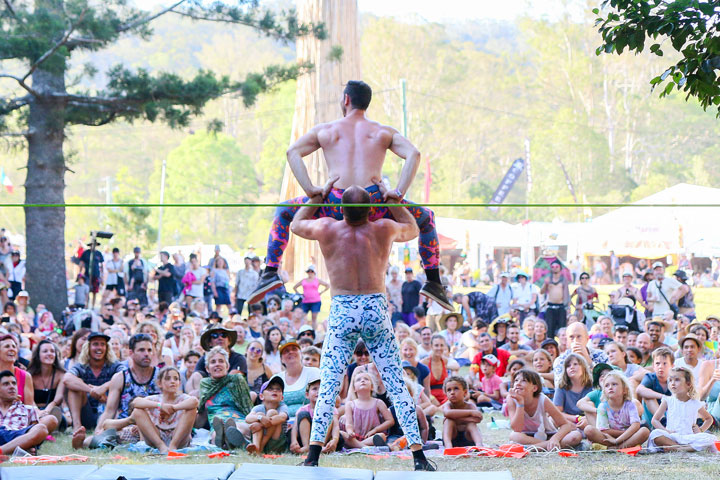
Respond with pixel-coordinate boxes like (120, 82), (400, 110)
(0, 168), (14, 194)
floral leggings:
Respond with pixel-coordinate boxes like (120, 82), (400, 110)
(310, 293), (422, 446)
(266, 185), (439, 269)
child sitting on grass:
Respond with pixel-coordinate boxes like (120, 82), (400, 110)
(301, 346), (321, 368)
(553, 353), (593, 429)
(532, 349), (555, 398)
(648, 366), (718, 452)
(576, 363), (614, 427)
(583, 371), (649, 448)
(507, 369), (582, 450)
(470, 355), (502, 409)
(341, 371), (395, 448)
(290, 373), (341, 455)
(442, 376), (484, 448)
(244, 376), (289, 454)
(637, 347), (673, 426)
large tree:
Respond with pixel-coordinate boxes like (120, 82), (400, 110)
(0, 0), (324, 316)
(594, 0), (720, 115)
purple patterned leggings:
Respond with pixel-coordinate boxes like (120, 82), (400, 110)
(266, 185), (439, 270)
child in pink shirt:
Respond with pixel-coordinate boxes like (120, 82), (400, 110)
(474, 354), (503, 409)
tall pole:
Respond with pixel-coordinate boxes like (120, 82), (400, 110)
(157, 158), (167, 249)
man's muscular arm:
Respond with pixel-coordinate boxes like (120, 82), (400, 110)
(373, 179), (419, 242)
(387, 131), (421, 201)
(287, 126), (337, 199)
(291, 196), (335, 241)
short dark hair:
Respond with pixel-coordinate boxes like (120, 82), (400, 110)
(189, 253), (197, 261)
(112, 247), (120, 253)
(443, 375), (467, 392)
(0, 370), (15, 382)
(343, 80), (372, 110)
(342, 187), (371, 223)
(413, 306), (426, 317)
(184, 350), (201, 361)
(473, 319), (487, 330)
(129, 333), (153, 351)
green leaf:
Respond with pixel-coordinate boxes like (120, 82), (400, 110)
(650, 75), (663, 85)
(664, 82), (675, 95)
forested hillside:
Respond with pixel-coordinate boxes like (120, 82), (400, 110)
(1, 7), (718, 252)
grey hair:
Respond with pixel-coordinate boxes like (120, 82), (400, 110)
(205, 345), (229, 366)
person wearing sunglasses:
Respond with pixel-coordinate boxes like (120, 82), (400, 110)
(570, 272), (598, 326)
(246, 340), (273, 396)
(186, 325), (247, 398)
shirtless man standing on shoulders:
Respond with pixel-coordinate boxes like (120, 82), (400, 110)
(290, 181), (435, 471)
(248, 80), (452, 312)
(540, 259), (570, 338)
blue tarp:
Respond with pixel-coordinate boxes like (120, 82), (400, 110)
(230, 463), (374, 480)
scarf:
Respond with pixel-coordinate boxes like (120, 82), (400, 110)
(198, 373), (253, 416)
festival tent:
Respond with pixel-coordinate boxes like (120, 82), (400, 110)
(584, 183), (720, 258)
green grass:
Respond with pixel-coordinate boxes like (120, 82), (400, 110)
(3, 416), (720, 479)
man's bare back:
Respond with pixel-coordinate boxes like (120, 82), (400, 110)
(287, 99), (420, 199)
(315, 115), (395, 190)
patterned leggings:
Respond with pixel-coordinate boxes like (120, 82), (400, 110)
(266, 185), (439, 269)
(310, 294), (422, 446)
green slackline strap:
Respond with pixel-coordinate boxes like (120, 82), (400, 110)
(1, 203), (720, 208)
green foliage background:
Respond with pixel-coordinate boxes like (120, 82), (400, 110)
(1, 8), (719, 253)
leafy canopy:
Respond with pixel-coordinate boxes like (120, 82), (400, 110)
(594, 0), (720, 115)
(0, 0), (325, 131)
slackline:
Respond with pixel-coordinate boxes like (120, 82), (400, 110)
(2, 203), (720, 208)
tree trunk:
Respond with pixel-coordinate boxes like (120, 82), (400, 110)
(24, 64), (68, 319)
(280, 0), (361, 281)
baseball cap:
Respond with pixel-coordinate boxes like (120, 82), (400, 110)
(499, 272), (510, 278)
(652, 261), (664, 269)
(87, 332), (111, 343)
(16, 290), (29, 298)
(481, 354), (500, 367)
(404, 267), (413, 273)
(278, 338), (300, 354)
(133, 246), (141, 253)
(260, 376), (285, 394)
(306, 264), (316, 273)
(622, 271), (633, 277)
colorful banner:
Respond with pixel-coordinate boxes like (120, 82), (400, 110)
(489, 158), (524, 212)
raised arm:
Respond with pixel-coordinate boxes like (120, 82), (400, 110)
(387, 131), (421, 201)
(286, 125), (325, 197)
(290, 195), (335, 241)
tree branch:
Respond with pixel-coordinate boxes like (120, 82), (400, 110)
(0, 74), (39, 97)
(0, 130), (33, 137)
(22, 11), (86, 83)
(117, 0), (186, 33)
(0, 94), (30, 114)
(3, 0), (16, 17)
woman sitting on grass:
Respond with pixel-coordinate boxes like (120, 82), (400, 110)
(507, 369), (581, 450)
(583, 371), (649, 448)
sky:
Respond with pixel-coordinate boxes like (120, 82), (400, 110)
(140, 0), (569, 23)
(358, 0), (559, 22)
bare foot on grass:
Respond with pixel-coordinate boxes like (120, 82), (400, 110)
(71, 426), (86, 449)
